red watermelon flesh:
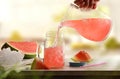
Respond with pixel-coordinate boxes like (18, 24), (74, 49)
(1, 41), (37, 59)
(2, 41), (37, 54)
(72, 51), (92, 62)
(31, 58), (49, 69)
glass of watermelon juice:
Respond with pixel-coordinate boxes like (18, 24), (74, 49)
(43, 31), (64, 69)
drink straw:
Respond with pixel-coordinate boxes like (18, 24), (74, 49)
(80, 62), (106, 69)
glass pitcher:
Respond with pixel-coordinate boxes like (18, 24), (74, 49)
(56, 1), (112, 66)
(59, 3), (112, 42)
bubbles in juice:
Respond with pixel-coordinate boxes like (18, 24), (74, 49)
(44, 46), (64, 69)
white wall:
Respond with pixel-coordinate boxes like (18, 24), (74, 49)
(99, 0), (120, 40)
(0, 0), (72, 38)
(0, 0), (120, 39)
(109, 0), (120, 40)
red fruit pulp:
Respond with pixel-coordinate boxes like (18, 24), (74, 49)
(31, 58), (49, 69)
(8, 41), (37, 53)
(74, 51), (92, 62)
(61, 18), (111, 41)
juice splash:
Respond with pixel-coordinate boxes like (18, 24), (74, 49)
(61, 18), (111, 41)
(44, 46), (64, 69)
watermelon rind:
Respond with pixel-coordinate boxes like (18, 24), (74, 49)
(71, 56), (92, 62)
(71, 57), (79, 62)
(31, 58), (49, 70)
(1, 42), (36, 59)
(1, 42), (18, 51)
(31, 58), (37, 69)
(24, 54), (36, 59)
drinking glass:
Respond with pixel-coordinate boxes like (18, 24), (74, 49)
(43, 30), (64, 69)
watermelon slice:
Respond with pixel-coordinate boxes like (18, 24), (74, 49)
(31, 58), (49, 70)
(71, 51), (92, 62)
(1, 41), (37, 59)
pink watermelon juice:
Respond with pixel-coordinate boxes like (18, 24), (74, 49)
(61, 18), (111, 41)
(44, 46), (64, 69)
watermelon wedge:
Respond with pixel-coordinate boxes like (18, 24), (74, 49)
(31, 58), (49, 70)
(71, 51), (92, 62)
(1, 41), (37, 59)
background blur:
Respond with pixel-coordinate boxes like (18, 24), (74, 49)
(0, 0), (119, 40)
